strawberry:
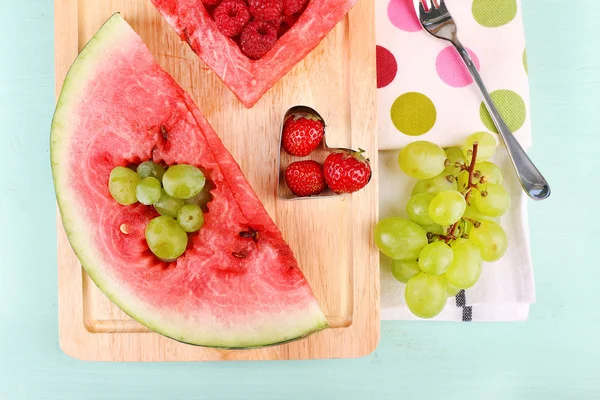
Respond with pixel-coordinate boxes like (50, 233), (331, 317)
(285, 161), (326, 197)
(214, 0), (251, 37)
(240, 20), (278, 60)
(282, 113), (324, 157)
(323, 150), (372, 194)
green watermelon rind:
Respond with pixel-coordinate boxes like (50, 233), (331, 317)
(51, 14), (328, 349)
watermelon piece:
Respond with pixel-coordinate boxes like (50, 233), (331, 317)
(151, 0), (358, 108)
(51, 14), (328, 348)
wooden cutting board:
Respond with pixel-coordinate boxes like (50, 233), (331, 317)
(54, 0), (379, 361)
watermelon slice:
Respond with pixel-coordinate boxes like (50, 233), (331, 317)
(51, 14), (328, 348)
(151, 0), (358, 108)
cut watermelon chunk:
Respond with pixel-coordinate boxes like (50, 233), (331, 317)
(51, 14), (327, 348)
(151, 0), (358, 107)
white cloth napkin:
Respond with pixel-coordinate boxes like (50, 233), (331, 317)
(376, 0), (536, 321)
(377, 0), (532, 150)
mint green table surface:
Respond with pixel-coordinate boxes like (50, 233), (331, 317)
(1, 0), (598, 398)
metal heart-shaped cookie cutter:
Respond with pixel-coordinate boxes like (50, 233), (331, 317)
(277, 105), (353, 200)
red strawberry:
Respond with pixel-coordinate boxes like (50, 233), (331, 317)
(283, 0), (308, 16)
(323, 150), (372, 194)
(282, 113), (324, 157)
(248, 0), (283, 21)
(285, 161), (326, 197)
(240, 20), (278, 60)
(214, 0), (251, 37)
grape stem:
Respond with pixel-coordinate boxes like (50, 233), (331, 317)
(443, 221), (460, 244)
(464, 142), (479, 203)
(463, 217), (481, 228)
(439, 142), (480, 244)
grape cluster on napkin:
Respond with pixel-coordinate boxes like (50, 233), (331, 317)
(376, 0), (535, 321)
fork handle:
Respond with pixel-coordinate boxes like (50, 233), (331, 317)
(453, 42), (551, 201)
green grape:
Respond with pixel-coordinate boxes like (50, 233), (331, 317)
(137, 161), (166, 181)
(462, 132), (497, 162)
(162, 164), (206, 199)
(177, 204), (205, 233)
(457, 170), (469, 193)
(473, 184), (511, 217)
(154, 189), (184, 217)
(463, 206), (499, 236)
(470, 220), (508, 262)
(109, 166), (140, 205)
(456, 161), (503, 194)
(428, 190), (467, 226)
(405, 272), (448, 319)
(418, 242), (453, 275)
(444, 147), (466, 175)
(474, 161), (503, 186)
(419, 223), (445, 236)
(135, 177), (162, 205)
(145, 216), (188, 260)
(446, 279), (462, 297)
(391, 260), (421, 284)
(445, 239), (482, 289)
(398, 141), (446, 180)
(406, 194), (435, 226)
(463, 205), (499, 223)
(374, 218), (428, 261)
(411, 173), (458, 197)
(184, 179), (214, 212)
(463, 220), (475, 236)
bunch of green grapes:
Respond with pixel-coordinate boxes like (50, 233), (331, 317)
(374, 134), (510, 319)
(109, 162), (210, 261)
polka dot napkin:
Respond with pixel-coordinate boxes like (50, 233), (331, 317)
(377, 0), (531, 150)
(377, 0), (536, 321)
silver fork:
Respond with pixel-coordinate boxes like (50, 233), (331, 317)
(414, 0), (550, 201)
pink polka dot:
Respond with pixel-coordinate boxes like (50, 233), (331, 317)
(388, 0), (422, 32)
(436, 46), (480, 88)
(377, 46), (398, 88)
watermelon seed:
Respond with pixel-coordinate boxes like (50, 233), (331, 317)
(120, 224), (130, 234)
(160, 125), (169, 141)
(239, 229), (259, 242)
(231, 251), (247, 259)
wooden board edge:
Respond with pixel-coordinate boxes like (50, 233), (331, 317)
(54, 0), (90, 360)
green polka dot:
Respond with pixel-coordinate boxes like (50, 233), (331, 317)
(480, 90), (526, 133)
(472, 0), (517, 28)
(390, 92), (436, 136)
(523, 48), (528, 74)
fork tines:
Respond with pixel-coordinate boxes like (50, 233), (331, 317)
(421, 0), (448, 12)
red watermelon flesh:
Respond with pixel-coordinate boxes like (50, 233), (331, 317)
(151, 0), (358, 108)
(51, 14), (327, 348)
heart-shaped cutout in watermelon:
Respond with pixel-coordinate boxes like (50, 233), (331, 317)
(51, 14), (327, 348)
(151, 0), (359, 107)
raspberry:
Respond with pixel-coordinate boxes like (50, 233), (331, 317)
(282, 0), (308, 16)
(240, 20), (278, 60)
(248, 0), (283, 21)
(214, 0), (251, 37)
(202, 0), (222, 6)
